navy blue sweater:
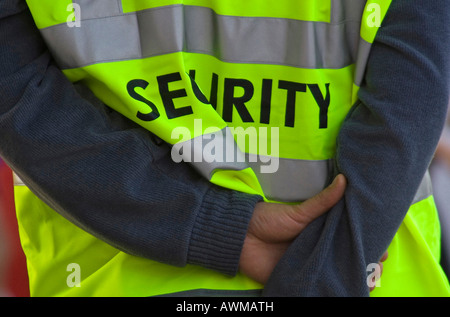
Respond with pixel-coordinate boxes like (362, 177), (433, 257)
(0, 0), (449, 296)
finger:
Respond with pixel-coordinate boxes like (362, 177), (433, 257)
(378, 261), (383, 275)
(380, 251), (388, 262)
(370, 263), (383, 292)
(294, 174), (347, 222)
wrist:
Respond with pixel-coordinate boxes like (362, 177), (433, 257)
(187, 186), (262, 276)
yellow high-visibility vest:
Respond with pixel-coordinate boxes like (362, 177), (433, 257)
(15, 0), (450, 296)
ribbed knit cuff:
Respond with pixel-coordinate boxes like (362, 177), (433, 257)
(187, 186), (263, 276)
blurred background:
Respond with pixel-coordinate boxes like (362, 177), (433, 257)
(0, 158), (29, 297)
(429, 100), (450, 278)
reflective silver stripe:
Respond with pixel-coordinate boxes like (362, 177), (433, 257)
(253, 161), (434, 203)
(173, 125), (435, 202)
(354, 38), (373, 86)
(330, 0), (378, 87)
(171, 127), (248, 180)
(40, 4), (365, 70)
(412, 171), (433, 205)
(172, 127), (333, 202)
(248, 155), (333, 202)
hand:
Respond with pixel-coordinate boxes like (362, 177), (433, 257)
(435, 142), (450, 170)
(239, 174), (347, 284)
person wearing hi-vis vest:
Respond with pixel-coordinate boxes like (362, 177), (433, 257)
(0, 0), (449, 297)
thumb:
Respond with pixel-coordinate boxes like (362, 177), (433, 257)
(293, 174), (347, 224)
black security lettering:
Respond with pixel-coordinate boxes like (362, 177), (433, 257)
(308, 83), (331, 129)
(223, 78), (254, 123)
(127, 79), (160, 121)
(188, 70), (209, 104)
(188, 70), (219, 110)
(260, 79), (272, 124)
(157, 72), (193, 119)
(278, 80), (307, 127)
(209, 73), (219, 110)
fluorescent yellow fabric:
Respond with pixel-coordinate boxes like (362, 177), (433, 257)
(371, 196), (450, 297)
(14, 186), (262, 297)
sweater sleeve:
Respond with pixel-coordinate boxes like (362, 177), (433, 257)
(263, 0), (450, 296)
(0, 1), (261, 276)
